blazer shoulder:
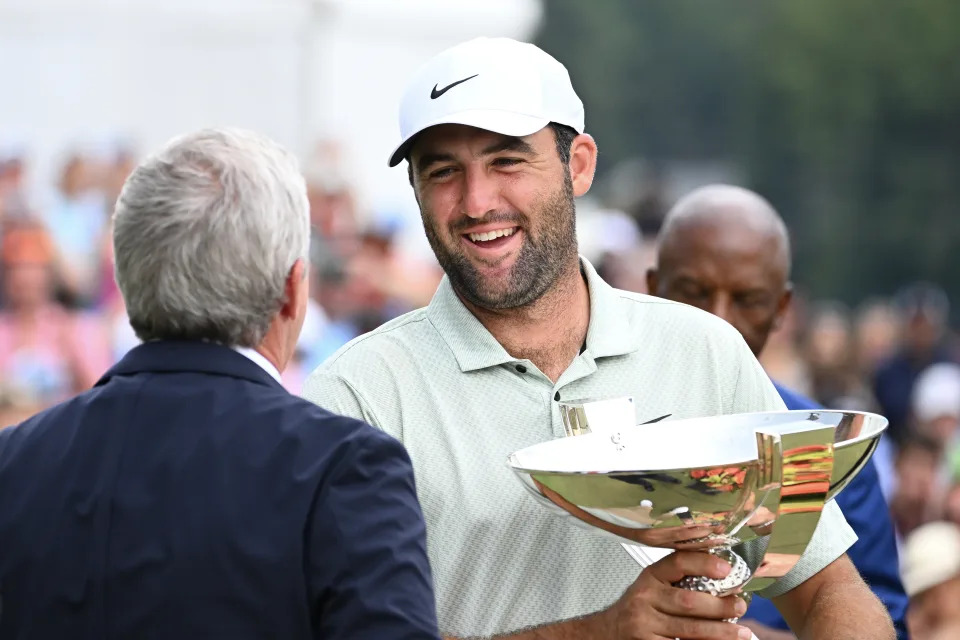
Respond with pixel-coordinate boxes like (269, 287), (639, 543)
(254, 383), (400, 447)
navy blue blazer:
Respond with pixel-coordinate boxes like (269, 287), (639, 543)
(0, 341), (439, 640)
(744, 383), (908, 639)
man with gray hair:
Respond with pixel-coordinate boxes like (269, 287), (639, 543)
(0, 128), (440, 640)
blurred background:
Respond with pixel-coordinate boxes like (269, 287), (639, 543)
(2, 0), (960, 619)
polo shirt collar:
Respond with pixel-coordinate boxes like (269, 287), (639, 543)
(426, 257), (641, 373)
(426, 276), (515, 372)
(580, 257), (643, 359)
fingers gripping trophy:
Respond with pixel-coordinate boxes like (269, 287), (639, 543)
(507, 397), (887, 640)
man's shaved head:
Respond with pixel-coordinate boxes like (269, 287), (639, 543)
(658, 184), (791, 280)
(648, 184), (794, 356)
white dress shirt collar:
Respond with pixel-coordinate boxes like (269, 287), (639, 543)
(232, 346), (283, 384)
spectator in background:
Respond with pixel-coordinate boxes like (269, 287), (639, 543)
(757, 296), (813, 397)
(901, 522), (960, 640)
(855, 299), (902, 380)
(343, 226), (441, 315)
(875, 283), (957, 446)
(102, 146), (138, 208)
(0, 223), (110, 423)
(891, 433), (945, 536)
(647, 183), (907, 640)
(804, 302), (875, 409)
(304, 156), (359, 262)
(946, 464), (960, 527)
(889, 363), (960, 535)
(625, 163), (668, 236)
(42, 154), (110, 307)
(0, 147), (29, 220)
(912, 363), (960, 454)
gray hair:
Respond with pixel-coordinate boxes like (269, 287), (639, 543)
(113, 128), (310, 348)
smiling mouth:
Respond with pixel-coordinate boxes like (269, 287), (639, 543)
(464, 227), (519, 247)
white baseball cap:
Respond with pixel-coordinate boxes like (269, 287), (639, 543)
(901, 521), (960, 597)
(912, 362), (960, 423)
(388, 37), (585, 167)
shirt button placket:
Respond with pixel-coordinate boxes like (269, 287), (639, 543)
(550, 389), (566, 437)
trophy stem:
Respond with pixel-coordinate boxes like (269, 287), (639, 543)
(673, 545), (753, 622)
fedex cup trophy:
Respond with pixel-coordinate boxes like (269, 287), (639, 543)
(507, 397), (887, 629)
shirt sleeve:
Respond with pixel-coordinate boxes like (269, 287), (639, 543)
(302, 370), (384, 431)
(836, 460), (909, 637)
(307, 427), (440, 640)
(727, 336), (788, 414)
(736, 499), (857, 600)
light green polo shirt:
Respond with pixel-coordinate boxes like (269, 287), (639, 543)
(302, 259), (856, 638)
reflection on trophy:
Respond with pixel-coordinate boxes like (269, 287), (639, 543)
(507, 399), (887, 627)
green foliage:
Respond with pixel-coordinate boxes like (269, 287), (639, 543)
(536, 0), (960, 305)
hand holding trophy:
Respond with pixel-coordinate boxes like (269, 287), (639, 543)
(508, 398), (887, 640)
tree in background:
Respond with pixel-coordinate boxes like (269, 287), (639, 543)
(537, 0), (960, 307)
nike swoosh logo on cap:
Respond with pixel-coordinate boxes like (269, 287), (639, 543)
(430, 74), (479, 99)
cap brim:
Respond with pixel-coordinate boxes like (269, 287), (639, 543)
(388, 110), (550, 167)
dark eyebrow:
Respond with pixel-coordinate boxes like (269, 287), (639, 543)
(416, 153), (456, 175)
(415, 136), (535, 175)
(480, 137), (535, 156)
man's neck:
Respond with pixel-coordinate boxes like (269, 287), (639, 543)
(253, 328), (289, 376)
(460, 260), (590, 383)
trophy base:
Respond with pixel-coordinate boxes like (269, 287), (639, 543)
(673, 545), (753, 630)
(673, 545), (752, 598)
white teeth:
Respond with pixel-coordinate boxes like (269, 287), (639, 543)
(468, 227), (516, 243)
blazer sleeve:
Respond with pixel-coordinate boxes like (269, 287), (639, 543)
(307, 424), (440, 640)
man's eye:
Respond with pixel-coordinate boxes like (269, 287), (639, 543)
(428, 167), (455, 179)
(492, 157), (523, 167)
(678, 287), (707, 300)
(737, 296), (768, 310)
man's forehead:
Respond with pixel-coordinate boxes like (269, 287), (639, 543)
(661, 227), (788, 282)
(666, 218), (783, 259)
(410, 124), (544, 159)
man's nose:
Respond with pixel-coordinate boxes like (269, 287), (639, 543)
(461, 168), (500, 219)
(711, 294), (735, 325)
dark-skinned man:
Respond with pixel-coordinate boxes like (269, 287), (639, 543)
(647, 184), (908, 640)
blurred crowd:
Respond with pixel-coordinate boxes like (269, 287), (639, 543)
(0, 143), (443, 426)
(4, 141), (960, 635)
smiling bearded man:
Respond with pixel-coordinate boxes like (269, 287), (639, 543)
(419, 131), (577, 311)
(302, 37), (894, 640)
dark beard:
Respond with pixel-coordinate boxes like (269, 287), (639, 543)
(421, 173), (578, 310)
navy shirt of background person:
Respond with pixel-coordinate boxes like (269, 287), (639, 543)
(742, 382), (909, 639)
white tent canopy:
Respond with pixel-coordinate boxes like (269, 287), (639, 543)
(0, 0), (542, 227)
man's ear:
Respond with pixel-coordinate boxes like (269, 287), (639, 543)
(646, 268), (660, 297)
(281, 258), (308, 320)
(568, 133), (598, 198)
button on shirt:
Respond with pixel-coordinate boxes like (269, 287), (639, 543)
(302, 259), (856, 638)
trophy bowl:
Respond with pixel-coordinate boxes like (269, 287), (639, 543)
(507, 409), (887, 599)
